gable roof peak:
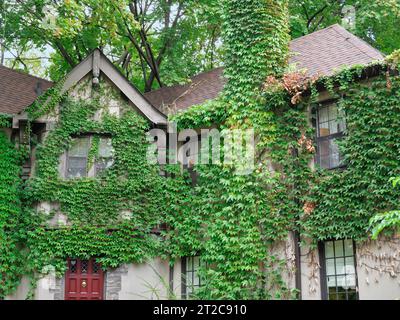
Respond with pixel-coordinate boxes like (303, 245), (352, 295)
(43, 49), (167, 125)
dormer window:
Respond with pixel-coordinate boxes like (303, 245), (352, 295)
(66, 136), (114, 179)
(316, 103), (346, 169)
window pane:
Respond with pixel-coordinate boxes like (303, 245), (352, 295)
(67, 137), (89, 178)
(327, 275), (336, 288)
(328, 287), (337, 300)
(325, 241), (335, 258)
(345, 274), (356, 289)
(329, 120), (339, 135)
(67, 167), (86, 178)
(336, 275), (346, 290)
(344, 239), (354, 256)
(326, 259), (336, 276)
(69, 137), (90, 157)
(328, 104), (338, 120)
(98, 138), (113, 158)
(67, 157), (87, 178)
(193, 271), (200, 286)
(68, 157), (86, 169)
(347, 290), (358, 300)
(336, 293), (347, 300)
(344, 257), (355, 272)
(318, 139), (342, 170)
(316, 103), (346, 170)
(319, 106), (329, 124)
(338, 119), (346, 133)
(319, 140), (330, 157)
(193, 256), (200, 270)
(334, 241), (344, 257)
(319, 122), (330, 137)
(96, 138), (114, 176)
(320, 156), (330, 169)
(187, 257), (193, 269)
(95, 158), (114, 175)
(335, 257), (345, 275)
(330, 141), (340, 168)
(186, 271), (193, 285)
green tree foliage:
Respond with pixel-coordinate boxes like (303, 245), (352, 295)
(289, 0), (400, 54)
(4, 0), (400, 92)
(3, 0), (223, 91)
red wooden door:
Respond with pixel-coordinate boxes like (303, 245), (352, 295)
(65, 258), (104, 300)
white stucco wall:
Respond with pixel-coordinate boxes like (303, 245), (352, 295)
(110, 259), (171, 300)
(300, 243), (322, 300)
(356, 237), (400, 300)
(173, 259), (183, 299)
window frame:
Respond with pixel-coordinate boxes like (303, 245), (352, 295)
(319, 239), (359, 301)
(181, 256), (202, 300)
(65, 134), (113, 179)
(315, 100), (346, 170)
(65, 135), (91, 179)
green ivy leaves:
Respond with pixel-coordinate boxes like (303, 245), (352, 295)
(0, 131), (24, 298)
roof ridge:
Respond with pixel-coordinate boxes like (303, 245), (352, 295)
(290, 24), (341, 43)
(192, 66), (224, 76)
(330, 25), (383, 61)
(145, 67), (224, 96)
(0, 64), (52, 83)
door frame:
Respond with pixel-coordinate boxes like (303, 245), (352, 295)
(64, 258), (105, 300)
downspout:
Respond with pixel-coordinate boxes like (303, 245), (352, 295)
(169, 263), (174, 299)
(291, 147), (302, 299)
(294, 230), (302, 299)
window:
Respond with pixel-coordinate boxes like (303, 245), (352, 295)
(316, 103), (346, 169)
(66, 136), (90, 178)
(319, 239), (358, 300)
(181, 135), (200, 186)
(95, 137), (114, 176)
(181, 256), (201, 299)
(66, 136), (113, 178)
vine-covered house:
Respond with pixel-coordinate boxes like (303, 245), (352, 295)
(1, 24), (399, 300)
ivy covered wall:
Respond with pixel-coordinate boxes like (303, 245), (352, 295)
(302, 70), (400, 241)
(0, 75), (196, 298)
(0, 123), (25, 297)
(0, 0), (399, 300)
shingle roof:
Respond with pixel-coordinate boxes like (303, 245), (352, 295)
(0, 24), (384, 117)
(289, 24), (384, 77)
(145, 67), (226, 114)
(0, 65), (53, 115)
(145, 24), (384, 113)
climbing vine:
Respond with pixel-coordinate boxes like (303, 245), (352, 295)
(0, 0), (399, 300)
(301, 61), (400, 241)
(169, 3), (400, 300)
(0, 79), (194, 297)
(0, 128), (25, 298)
(170, 0), (304, 300)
